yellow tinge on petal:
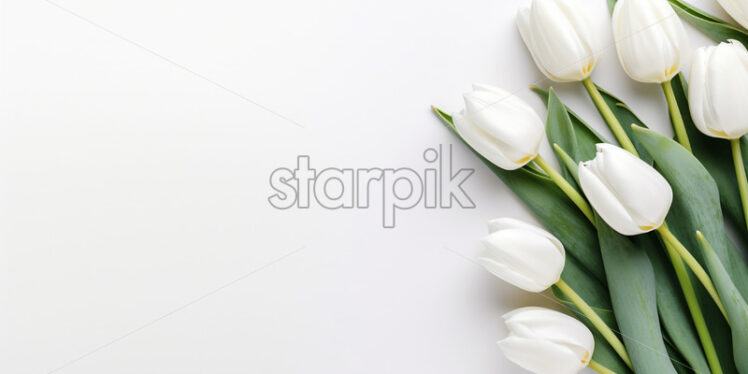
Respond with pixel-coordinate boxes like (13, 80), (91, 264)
(583, 62), (593, 75)
(638, 225), (655, 231)
(709, 128), (729, 138)
(516, 155), (534, 164)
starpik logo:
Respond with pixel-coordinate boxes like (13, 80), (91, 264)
(268, 145), (476, 227)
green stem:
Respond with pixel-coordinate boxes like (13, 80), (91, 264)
(661, 80), (692, 153)
(662, 242), (723, 374)
(731, 138), (748, 233)
(555, 279), (633, 370)
(533, 155), (595, 225)
(582, 78), (639, 157)
(657, 224), (727, 319)
(588, 360), (617, 374)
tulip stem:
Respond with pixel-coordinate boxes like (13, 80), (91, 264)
(555, 279), (633, 370)
(533, 155), (595, 225)
(588, 360), (617, 374)
(730, 138), (748, 233)
(661, 80), (693, 153)
(657, 224), (727, 319)
(660, 237), (723, 374)
(582, 78), (639, 157)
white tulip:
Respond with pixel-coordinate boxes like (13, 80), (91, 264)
(452, 84), (545, 170)
(517, 0), (602, 82)
(716, 0), (748, 30)
(612, 0), (690, 83)
(689, 40), (748, 139)
(579, 144), (673, 235)
(499, 307), (594, 374)
(478, 218), (565, 292)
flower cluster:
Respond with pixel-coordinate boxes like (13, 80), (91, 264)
(433, 0), (748, 373)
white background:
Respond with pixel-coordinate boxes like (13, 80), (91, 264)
(0, 0), (733, 372)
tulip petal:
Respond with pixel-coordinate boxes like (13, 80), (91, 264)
(486, 218), (565, 255)
(579, 159), (641, 235)
(578, 144), (672, 235)
(717, 0), (748, 30)
(478, 257), (546, 293)
(480, 229), (564, 291)
(452, 110), (518, 170)
(706, 41), (748, 139)
(689, 41), (748, 139)
(517, 0), (599, 82)
(689, 47), (714, 137)
(504, 307), (596, 353)
(613, 0), (688, 83)
(499, 336), (588, 374)
(596, 144), (672, 229)
(462, 85), (544, 163)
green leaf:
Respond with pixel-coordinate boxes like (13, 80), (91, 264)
(553, 144), (581, 184)
(546, 88), (578, 158)
(633, 125), (748, 374)
(698, 232), (748, 372)
(553, 256), (631, 374)
(668, 0), (748, 46)
(669, 0), (731, 24)
(639, 233), (711, 374)
(596, 216), (677, 373)
(545, 88), (580, 184)
(665, 343), (696, 374)
(531, 86), (606, 162)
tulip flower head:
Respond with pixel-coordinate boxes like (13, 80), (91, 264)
(452, 84), (545, 170)
(478, 218), (565, 292)
(579, 144), (673, 236)
(715, 0), (748, 31)
(499, 307), (595, 374)
(517, 0), (602, 82)
(689, 40), (748, 139)
(612, 0), (689, 83)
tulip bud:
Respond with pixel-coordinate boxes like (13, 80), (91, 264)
(579, 144), (673, 235)
(715, 0), (748, 31)
(689, 40), (748, 139)
(499, 307), (594, 374)
(478, 218), (565, 292)
(517, 0), (602, 82)
(452, 84), (545, 170)
(612, 0), (689, 83)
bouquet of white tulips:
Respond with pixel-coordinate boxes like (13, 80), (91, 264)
(432, 0), (748, 373)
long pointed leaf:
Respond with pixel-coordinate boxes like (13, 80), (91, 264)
(668, 0), (748, 46)
(531, 86), (606, 161)
(596, 216), (677, 373)
(545, 88), (580, 185)
(639, 233), (711, 374)
(699, 233), (748, 372)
